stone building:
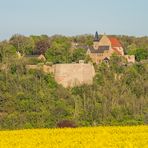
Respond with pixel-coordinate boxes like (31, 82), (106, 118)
(87, 32), (135, 64)
(17, 51), (46, 62)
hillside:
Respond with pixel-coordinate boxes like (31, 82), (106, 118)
(0, 34), (148, 130)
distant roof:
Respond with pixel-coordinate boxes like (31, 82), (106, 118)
(109, 37), (122, 47)
(89, 46), (109, 53)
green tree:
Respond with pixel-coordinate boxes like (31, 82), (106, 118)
(128, 48), (148, 61)
(71, 48), (86, 62)
(31, 35), (50, 55)
(10, 34), (35, 55)
(0, 41), (16, 63)
(45, 36), (71, 63)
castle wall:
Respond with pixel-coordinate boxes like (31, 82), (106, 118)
(124, 55), (135, 63)
(26, 63), (95, 88)
(54, 63), (95, 88)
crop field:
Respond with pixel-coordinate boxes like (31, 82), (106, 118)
(0, 126), (148, 148)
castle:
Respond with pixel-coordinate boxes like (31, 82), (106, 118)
(18, 32), (135, 88)
(86, 32), (135, 64)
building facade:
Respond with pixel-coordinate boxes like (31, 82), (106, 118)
(87, 32), (135, 64)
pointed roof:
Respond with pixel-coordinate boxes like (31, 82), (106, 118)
(94, 31), (99, 41)
(108, 37), (122, 47)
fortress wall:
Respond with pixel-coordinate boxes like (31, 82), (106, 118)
(54, 63), (95, 88)
(25, 63), (95, 88)
(42, 65), (54, 73)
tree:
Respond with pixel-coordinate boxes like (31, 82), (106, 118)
(0, 41), (16, 63)
(10, 34), (35, 55)
(34, 38), (50, 55)
(73, 34), (93, 46)
(110, 54), (126, 73)
(70, 48), (86, 63)
(128, 48), (148, 61)
(45, 36), (71, 63)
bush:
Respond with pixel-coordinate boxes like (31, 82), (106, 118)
(57, 120), (77, 128)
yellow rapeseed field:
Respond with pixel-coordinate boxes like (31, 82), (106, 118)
(0, 125), (148, 148)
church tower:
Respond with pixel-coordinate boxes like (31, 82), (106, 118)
(93, 31), (100, 50)
(94, 31), (99, 41)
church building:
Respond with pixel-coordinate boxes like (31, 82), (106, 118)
(87, 32), (135, 64)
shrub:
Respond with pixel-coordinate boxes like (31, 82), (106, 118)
(57, 120), (77, 128)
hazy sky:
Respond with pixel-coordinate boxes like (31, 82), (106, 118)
(0, 0), (148, 40)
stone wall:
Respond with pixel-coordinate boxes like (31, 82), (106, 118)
(124, 55), (135, 63)
(26, 63), (95, 88)
(43, 65), (54, 73)
(54, 63), (95, 88)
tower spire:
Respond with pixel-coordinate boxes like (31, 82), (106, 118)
(94, 31), (99, 41)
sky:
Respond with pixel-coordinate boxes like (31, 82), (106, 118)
(0, 0), (148, 40)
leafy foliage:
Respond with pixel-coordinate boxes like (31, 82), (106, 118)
(70, 48), (86, 63)
(128, 48), (148, 61)
(0, 34), (148, 130)
(10, 34), (35, 55)
(45, 36), (71, 63)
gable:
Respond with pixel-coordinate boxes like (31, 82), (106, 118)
(109, 37), (122, 47)
(98, 35), (111, 47)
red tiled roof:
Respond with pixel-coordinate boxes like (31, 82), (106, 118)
(109, 37), (122, 47)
